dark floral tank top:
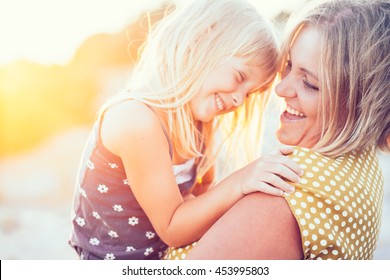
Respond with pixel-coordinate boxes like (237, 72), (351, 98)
(69, 106), (197, 260)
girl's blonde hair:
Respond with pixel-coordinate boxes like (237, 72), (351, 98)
(101, 0), (279, 176)
(279, 0), (390, 156)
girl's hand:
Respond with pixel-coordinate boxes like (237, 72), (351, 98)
(237, 145), (302, 196)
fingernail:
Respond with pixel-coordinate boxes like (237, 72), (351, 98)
(300, 170), (304, 176)
(289, 187), (295, 193)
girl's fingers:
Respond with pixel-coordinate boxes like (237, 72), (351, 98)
(269, 145), (295, 156)
(262, 154), (303, 179)
(278, 145), (295, 155)
(254, 181), (284, 196)
(263, 161), (300, 183)
(258, 172), (296, 194)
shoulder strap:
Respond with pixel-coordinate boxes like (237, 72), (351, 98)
(96, 101), (173, 160)
(143, 104), (173, 160)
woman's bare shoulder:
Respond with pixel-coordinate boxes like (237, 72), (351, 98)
(187, 193), (303, 260)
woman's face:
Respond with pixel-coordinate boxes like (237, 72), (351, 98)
(190, 55), (269, 122)
(275, 26), (322, 148)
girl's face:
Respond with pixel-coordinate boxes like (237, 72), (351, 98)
(275, 26), (322, 148)
(189, 56), (269, 122)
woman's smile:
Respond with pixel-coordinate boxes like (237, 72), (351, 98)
(275, 26), (321, 148)
(281, 104), (306, 121)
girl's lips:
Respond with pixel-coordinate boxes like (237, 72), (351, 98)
(215, 94), (225, 111)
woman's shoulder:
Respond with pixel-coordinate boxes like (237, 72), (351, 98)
(289, 146), (380, 171)
(284, 146), (384, 259)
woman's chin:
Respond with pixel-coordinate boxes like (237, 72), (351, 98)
(276, 130), (296, 147)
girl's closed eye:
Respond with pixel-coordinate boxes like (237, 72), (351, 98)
(235, 69), (246, 83)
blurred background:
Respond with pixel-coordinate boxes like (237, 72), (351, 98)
(0, 0), (388, 259)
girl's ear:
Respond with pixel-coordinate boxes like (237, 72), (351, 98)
(387, 135), (390, 148)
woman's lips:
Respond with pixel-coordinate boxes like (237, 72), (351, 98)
(281, 110), (307, 121)
(281, 105), (306, 121)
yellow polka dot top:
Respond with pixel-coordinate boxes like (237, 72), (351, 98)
(285, 147), (384, 260)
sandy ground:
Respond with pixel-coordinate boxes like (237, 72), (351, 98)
(0, 121), (389, 260)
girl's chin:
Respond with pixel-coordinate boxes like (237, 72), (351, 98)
(193, 113), (214, 123)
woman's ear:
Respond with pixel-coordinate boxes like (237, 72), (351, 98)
(387, 135), (390, 148)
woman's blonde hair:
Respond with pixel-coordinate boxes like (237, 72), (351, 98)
(101, 0), (279, 176)
(279, 0), (390, 156)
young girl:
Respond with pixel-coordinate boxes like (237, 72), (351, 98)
(69, 0), (303, 260)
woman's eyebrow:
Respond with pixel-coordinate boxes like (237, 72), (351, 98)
(288, 51), (318, 81)
(300, 67), (318, 81)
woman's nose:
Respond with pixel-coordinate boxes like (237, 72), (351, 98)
(275, 76), (295, 98)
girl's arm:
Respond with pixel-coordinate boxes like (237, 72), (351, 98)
(191, 120), (215, 196)
(186, 192), (303, 259)
(102, 101), (302, 247)
(192, 165), (215, 196)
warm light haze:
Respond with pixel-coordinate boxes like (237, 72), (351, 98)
(0, 0), (304, 65)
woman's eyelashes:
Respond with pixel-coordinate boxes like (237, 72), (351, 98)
(303, 79), (319, 91)
(286, 59), (319, 92)
(282, 60), (292, 77)
(285, 60), (292, 70)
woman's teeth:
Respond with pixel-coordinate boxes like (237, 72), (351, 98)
(286, 106), (305, 117)
(216, 94), (224, 111)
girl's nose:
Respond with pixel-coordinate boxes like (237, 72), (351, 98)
(232, 91), (246, 107)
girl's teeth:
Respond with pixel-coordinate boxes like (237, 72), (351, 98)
(216, 95), (224, 111)
(286, 106), (305, 117)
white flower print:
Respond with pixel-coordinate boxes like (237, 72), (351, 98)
(123, 179), (129, 186)
(113, 204), (123, 212)
(76, 217), (85, 227)
(126, 246), (136, 252)
(128, 216), (139, 226)
(104, 253), (115, 260)
(86, 160), (95, 170)
(71, 211), (76, 220)
(92, 211), (101, 220)
(109, 163), (118, 169)
(79, 187), (87, 198)
(97, 184), (108, 193)
(145, 231), (156, 239)
(108, 230), (118, 238)
(144, 247), (154, 256)
(89, 238), (100, 246)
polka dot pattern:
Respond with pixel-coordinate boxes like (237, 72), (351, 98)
(163, 147), (384, 260)
(285, 147), (384, 260)
(162, 242), (197, 260)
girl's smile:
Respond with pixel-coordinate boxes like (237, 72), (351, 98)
(190, 55), (270, 122)
(215, 93), (226, 112)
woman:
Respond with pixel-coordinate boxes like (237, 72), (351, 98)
(167, 0), (389, 260)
